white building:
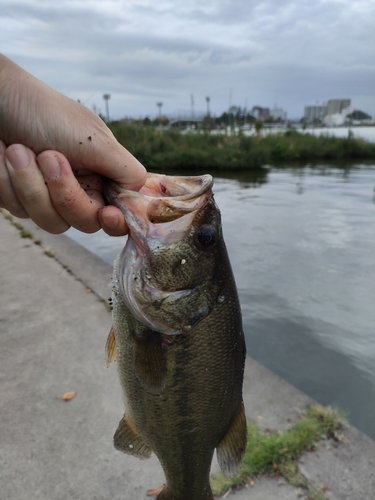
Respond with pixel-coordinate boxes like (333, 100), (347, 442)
(323, 105), (353, 126)
(326, 99), (351, 116)
(304, 104), (327, 123)
(271, 105), (287, 121)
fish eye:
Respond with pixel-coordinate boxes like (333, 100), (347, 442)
(194, 224), (218, 250)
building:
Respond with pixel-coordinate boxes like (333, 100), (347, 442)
(304, 99), (352, 124)
(304, 104), (327, 123)
(271, 105), (287, 121)
(251, 106), (270, 120)
(326, 99), (351, 116)
(323, 102), (353, 126)
(323, 113), (345, 126)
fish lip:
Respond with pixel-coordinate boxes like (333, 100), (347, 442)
(104, 173), (214, 248)
(104, 173), (213, 205)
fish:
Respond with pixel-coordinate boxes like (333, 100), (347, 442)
(104, 173), (247, 500)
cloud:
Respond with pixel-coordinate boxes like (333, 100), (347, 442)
(1, 0), (374, 118)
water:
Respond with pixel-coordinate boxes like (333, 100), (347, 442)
(68, 163), (375, 438)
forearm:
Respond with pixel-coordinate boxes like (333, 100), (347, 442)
(0, 54), (78, 154)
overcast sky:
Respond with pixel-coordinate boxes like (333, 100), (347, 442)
(1, 0), (374, 120)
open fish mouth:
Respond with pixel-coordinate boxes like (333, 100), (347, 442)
(104, 173), (215, 335)
(104, 173), (214, 253)
(104, 173), (213, 236)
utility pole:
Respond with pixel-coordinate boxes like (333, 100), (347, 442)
(157, 102), (163, 120)
(206, 96), (210, 117)
(191, 94), (194, 119)
(103, 94), (110, 122)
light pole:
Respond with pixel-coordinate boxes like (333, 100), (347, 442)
(103, 94), (111, 122)
(157, 102), (163, 120)
(206, 96), (210, 117)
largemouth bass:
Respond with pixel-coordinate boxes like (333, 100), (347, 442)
(104, 173), (247, 500)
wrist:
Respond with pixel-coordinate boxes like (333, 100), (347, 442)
(0, 55), (35, 145)
(0, 54), (59, 150)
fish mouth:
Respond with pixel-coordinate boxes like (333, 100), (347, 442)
(104, 173), (214, 335)
(104, 173), (213, 246)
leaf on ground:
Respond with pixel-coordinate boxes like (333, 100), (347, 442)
(62, 391), (76, 401)
(146, 486), (163, 496)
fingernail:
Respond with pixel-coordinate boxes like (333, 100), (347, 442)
(39, 154), (61, 180)
(5, 144), (31, 171)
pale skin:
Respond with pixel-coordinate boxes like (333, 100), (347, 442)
(0, 54), (147, 236)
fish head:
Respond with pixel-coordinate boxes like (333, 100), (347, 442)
(105, 173), (224, 336)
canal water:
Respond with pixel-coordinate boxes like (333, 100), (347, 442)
(68, 163), (375, 439)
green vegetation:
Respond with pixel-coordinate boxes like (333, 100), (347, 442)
(108, 122), (375, 171)
(211, 404), (345, 499)
(43, 248), (54, 258)
(20, 229), (33, 239)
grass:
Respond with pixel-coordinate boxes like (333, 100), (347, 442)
(0, 208), (111, 310)
(108, 122), (375, 171)
(20, 229), (33, 239)
(211, 404), (345, 499)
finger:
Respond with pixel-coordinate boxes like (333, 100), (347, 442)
(4, 144), (70, 233)
(92, 142), (148, 191)
(0, 140), (28, 218)
(66, 117), (147, 191)
(38, 150), (103, 233)
(99, 205), (129, 237)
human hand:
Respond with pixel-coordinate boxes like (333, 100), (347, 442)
(0, 54), (146, 236)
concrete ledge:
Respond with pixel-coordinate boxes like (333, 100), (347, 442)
(20, 218), (113, 302)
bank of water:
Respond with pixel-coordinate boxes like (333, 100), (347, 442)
(68, 163), (375, 438)
(255, 126), (375, 142)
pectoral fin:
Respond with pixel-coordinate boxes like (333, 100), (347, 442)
(114, 414), (152, 459)
(105, 327), (117, 367)
(132, 329), (167, 395)
(216, 401), (247, 478)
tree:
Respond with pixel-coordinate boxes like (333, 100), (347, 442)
(255, 120), (263, 135)
(347, 110), (371, 121)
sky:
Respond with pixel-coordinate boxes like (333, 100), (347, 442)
(1, 0), (374, 120)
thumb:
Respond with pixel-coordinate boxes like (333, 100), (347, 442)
(72, 118), (147, 191)
(93, 136), (147, 191)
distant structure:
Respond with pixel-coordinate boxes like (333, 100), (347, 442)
(103, 94), (110, 122)
(304, 99), (352, 125)
(326, 99), (351, 116)
(271, 105), (287, 121)
(304, 103), (327, 123)
(157, 102), (163, 119)
(252, 106), (270, 120)
(324, 99), (352, 126)
(169, 118), (203, 130)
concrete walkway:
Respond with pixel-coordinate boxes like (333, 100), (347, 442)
(0, 212), (374, 500)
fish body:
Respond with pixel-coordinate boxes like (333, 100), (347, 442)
(105, 174), (247, 500)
